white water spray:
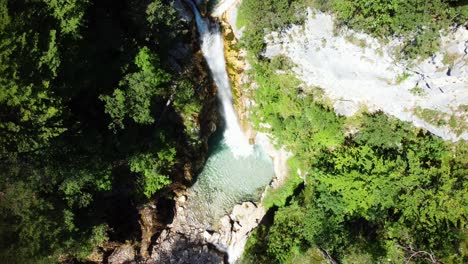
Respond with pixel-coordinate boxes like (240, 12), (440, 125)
(187, 0), (252, 157)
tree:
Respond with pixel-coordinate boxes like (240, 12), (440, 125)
(100, 47), (170, 130)
(0, 0), (204, 262)
(0, 2), (66, 155)
(243, 51), (467, 262)
(43, 0), (89, 36)
(129, 143), (175, 199)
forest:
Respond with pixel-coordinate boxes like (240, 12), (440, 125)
(239, 0), (467, 263)
(0, 0), (467, 263)
(0, 0), (217, 262)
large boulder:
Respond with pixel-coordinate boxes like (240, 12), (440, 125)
(107, 244), (136, 264)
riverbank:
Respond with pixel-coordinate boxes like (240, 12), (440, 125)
(217, 2), (294, 261)
(218, 0), (292, 189)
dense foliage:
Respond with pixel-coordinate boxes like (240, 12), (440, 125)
(237, 0), (307, 56)
(323, 0), (468, 59)
(238, 0), (468, 263)
(2, 0), (467, 262)
(238, 0), (468, 59)
(242, 56), (467, 264)
(0, 0), (211, 262)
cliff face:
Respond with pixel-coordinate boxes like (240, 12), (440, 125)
(215, 1), (468, 141)
(141, 2), (290, 264)
(265, 9), (468, 141)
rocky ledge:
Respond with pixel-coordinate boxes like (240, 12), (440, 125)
(148, 195), (267, 263)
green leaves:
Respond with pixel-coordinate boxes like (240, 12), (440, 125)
(38, 30), (60, 77)
(267, 203), (307, 262)
(238, 0), (306, 56)
(100, 47), (170, 130)
(0, 0), (10, 32)
(100, 89), (126, 129)
(354, 113), (410, 150)
(129, 147), (175, 198)
(0, 0), (90, 157)
(1, 0), (201, 262)
(43, 0), (89, 36)
(251, 59), (344, 157)
(329, 0), (467, 59)
(244, 53), (467, 262)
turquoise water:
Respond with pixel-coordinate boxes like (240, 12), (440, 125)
(188, 135), (274, 226)
(186, 0), (275, 227)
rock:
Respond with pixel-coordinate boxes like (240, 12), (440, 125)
(177, 195), (187, 203)
(168, 42), (190, 60)
(233, 222), (241, 232)
(203, 230), (212, 240)
(139, 206), (157, 258)
(264, 9), (468, 141)
(150, 233), (225, 264)
(173, 0), (193, 22)
(209, 122), (217, 133)
(212, 0), (240, 18)
(219, 215), (232, 231)
(86, 248), (104, 263)
(107, 244), (135, 264)
(159, 229), (168, 240)
(225, 0), (245, 39)
(211, 232), (221, 243)
(224, 202), (268, 263)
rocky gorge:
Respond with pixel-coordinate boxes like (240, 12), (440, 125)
(88, 1), (291, 263)
(146, 1), (291, 263)
(85, 0), (468, 263)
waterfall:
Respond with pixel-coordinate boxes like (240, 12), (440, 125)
(187, 0), (252, 157)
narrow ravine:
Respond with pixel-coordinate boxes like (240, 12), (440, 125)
(187, 0), (251, 157)
(184, 0), (274, 225)
(149, 1), (276, 263)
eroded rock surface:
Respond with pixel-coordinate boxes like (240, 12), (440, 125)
(148, 193), (268, 263)
(108, 244), (136, 264)
(265, 9), (468, 140)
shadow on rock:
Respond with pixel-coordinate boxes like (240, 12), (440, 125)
(150, 233), (227, 264)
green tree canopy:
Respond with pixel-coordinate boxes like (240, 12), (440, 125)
(100, 47), (170, 130)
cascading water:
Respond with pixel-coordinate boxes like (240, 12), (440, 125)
(184, 0), (274, 226)
(187, 0), (252, 157)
